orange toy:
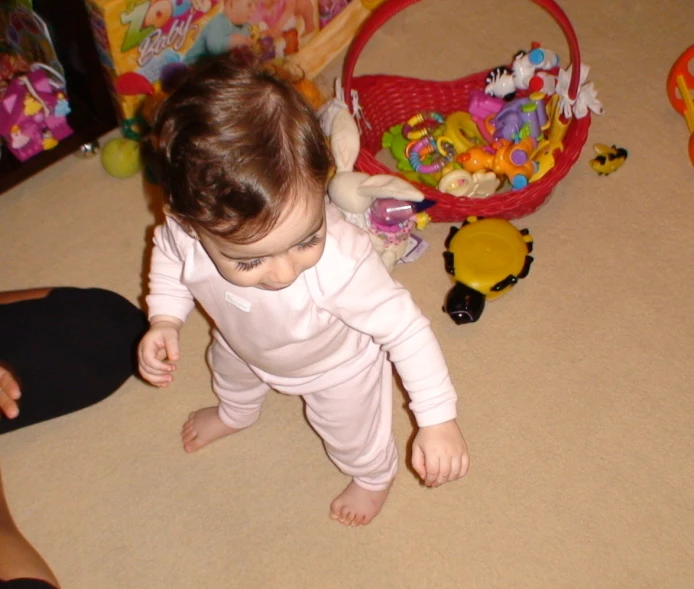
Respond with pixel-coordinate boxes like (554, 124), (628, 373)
(666, 45), (694, 166)
(457, 137), (538, 189)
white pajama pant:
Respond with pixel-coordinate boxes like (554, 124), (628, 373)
(208, 333), (398, 491)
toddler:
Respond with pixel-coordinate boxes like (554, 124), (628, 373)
(138, 54), (470, 526)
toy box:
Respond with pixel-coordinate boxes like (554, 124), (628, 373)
(84, 0), (345, 138)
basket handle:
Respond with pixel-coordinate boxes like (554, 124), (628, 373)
(343, 0), (583, 108)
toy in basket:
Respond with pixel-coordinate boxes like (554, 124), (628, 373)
(326, 107), (429, 271)
(340, 0), (600, 222)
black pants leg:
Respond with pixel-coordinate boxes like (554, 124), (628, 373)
(0, 287), (148, 434)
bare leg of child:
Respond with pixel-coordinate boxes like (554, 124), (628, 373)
(303, 355), (397, 527)
(183, 341), (271, 452)
(181, 407), (245, 452)
(329, 480), (392, 527)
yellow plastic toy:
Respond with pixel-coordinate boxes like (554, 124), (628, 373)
(444, 111), (485, 153)
(530, 94), (566, 182)
(666, 45), (694, 166)
(361, 0), (387, 8)
(442, 217), (534, 324)
(589, 144), (628, 176)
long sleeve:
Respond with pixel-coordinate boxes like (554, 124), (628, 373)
(313, 221), (458, 427)
(146, 219), (196, 322)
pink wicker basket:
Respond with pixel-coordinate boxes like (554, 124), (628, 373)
(342, 0), (591, 222)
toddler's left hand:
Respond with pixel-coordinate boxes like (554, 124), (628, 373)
(411, 419), (470, 488)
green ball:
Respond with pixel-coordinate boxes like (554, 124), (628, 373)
(100, 137), (142, 179)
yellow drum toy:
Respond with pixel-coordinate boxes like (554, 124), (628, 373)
(443, 217), (534, 324)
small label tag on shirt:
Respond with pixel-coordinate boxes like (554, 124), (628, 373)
(225, 291), (251, 312)
(398, 234), (429, 264)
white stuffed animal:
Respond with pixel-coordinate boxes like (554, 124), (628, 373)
(326, 107), (425, 272)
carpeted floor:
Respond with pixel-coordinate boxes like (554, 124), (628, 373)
(1, 1), (693, 587)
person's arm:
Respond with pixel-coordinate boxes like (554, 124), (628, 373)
(0, 365), (21, 421)
(315, 230), (457, 427)
(229, 32), (252, 48)
(0, 289), (54, 421)
(146, 218), (196, 323)
(0, 288), (53, 305)
(314, 223), (469, 487)
(0, 464), (60, 587)
(137, 219), (196, 387)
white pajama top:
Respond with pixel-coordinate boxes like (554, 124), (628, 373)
(146, 202), (457, 428)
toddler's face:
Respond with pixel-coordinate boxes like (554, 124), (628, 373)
(196, 194), (326, 291)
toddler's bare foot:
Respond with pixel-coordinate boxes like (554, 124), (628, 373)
(329, 480), (391, 527)
(181, 406), (241, 453)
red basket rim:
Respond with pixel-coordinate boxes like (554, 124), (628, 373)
(337, 0), (591, 221)
(343, 0), (584, 106)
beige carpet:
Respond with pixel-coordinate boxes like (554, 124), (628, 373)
(1, 1), (693, 587)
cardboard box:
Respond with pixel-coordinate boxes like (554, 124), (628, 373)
(85, 0), (330, 136)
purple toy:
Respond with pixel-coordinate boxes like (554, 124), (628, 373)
(492, 94), (548, 142)
(0, 67), (73, 162)
(257, 36), (277, 62)
(320, 0), (352, 27)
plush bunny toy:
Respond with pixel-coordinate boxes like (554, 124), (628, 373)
(325, 107), (425, 272)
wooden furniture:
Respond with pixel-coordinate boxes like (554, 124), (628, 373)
(0, 0), (372, 195)
(0, 0), (118, 195)
(290, 0), (372, 80)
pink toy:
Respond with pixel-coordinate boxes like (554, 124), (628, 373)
(370, 198), (436, 226)
(468, 90), (505, 144)
(0, 66), (73, 161)
(468, 89), (505, 119)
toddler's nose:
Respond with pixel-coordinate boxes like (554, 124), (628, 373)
(268, 256), (299, 286)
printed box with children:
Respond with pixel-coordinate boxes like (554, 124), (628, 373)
(85, 0), (353, 136)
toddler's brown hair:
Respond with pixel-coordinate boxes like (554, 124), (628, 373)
(146, 52), (332, 244)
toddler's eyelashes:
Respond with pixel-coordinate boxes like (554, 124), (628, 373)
(234, 235), (322, 271)
(235, 259), (263, 272)
(297, 235), (322, 251)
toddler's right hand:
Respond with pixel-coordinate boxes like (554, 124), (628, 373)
(138, 317), (182, 387)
